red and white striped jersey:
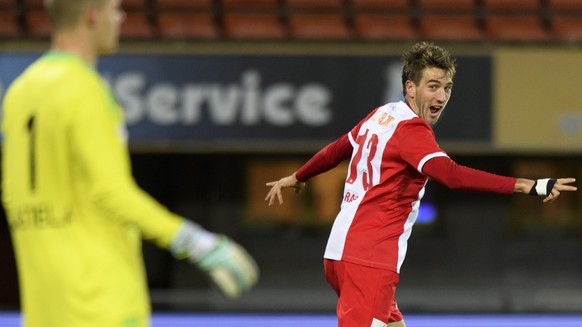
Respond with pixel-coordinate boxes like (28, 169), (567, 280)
(323, 101), (448, 273)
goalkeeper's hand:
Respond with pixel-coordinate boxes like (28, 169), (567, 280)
(197, 236), (259, 297)
(170, 221), (259, 298)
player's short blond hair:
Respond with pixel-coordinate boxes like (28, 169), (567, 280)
(401, 42), (457, 96)
(44, 0), (107, 30)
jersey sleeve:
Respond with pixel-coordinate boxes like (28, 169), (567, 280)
(295, 134), (352, 182)
(295, 107), (380, 182)
(423, 156), (516, 194)
(68, 77), (183, 248)
(396, 118), (448, 172)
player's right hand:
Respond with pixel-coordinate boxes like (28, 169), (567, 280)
(196, 236), (259, 298)
(265, 173), (305, 206)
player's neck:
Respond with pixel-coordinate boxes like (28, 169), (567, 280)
(403, 97), (419, 116)
(51, 29), (98, 67)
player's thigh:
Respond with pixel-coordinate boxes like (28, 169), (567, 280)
(388, 298), (404, 324)
(387, 320), (406, 327)
(325, 260), (400, 326)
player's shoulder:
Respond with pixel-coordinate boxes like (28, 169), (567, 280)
(386, 102), (431, 133)
(397, 117), (431, 133)
(362, 101), (420, 128)
(376, 101), (427, 124)
(33, 52), (103, 89)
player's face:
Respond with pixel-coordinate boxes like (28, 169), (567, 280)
(406, 67), (453, 126)
(94, 0), (125, 55)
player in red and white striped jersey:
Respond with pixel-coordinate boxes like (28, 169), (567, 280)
(265, 42), (576, 327)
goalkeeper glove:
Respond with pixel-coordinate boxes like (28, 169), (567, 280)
(169, 221), (259, 298)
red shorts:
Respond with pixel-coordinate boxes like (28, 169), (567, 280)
(324, 259), (403, 326)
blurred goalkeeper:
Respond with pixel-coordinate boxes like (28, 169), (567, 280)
(1, 0), (258, 326)
(266, 42), (576, 327)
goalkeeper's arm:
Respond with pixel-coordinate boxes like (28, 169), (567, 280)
(169, 221), (259, 298)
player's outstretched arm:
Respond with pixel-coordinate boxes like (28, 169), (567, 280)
(265, 172), (306, 206)
(169, 221), (259, 298)
(515, 177), (577, 203)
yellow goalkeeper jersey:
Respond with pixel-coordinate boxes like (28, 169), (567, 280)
(2, 52), (184, 327)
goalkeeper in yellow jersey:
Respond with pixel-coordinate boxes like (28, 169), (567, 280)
(1, 0), (259, 326)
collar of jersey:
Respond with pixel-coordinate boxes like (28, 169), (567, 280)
(44, 51), (93, 71)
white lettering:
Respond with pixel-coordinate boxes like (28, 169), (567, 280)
(147, 83), (179, 125)
(383, 61), (403, 103)
(241, 70), (261, 125)
(181, 85), (206, 124)
(115, 73), (145, 124)
(110, 69), (334, 127)
(263, 84), (294, 126)
(296, 84), (331, 126)
(208, 85), (240, 125)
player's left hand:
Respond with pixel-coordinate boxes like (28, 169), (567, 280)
(541, 178), (576, 203)
(526, 178), (577, 203)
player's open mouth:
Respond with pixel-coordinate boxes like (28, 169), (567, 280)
(429, 106), (441, 115)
